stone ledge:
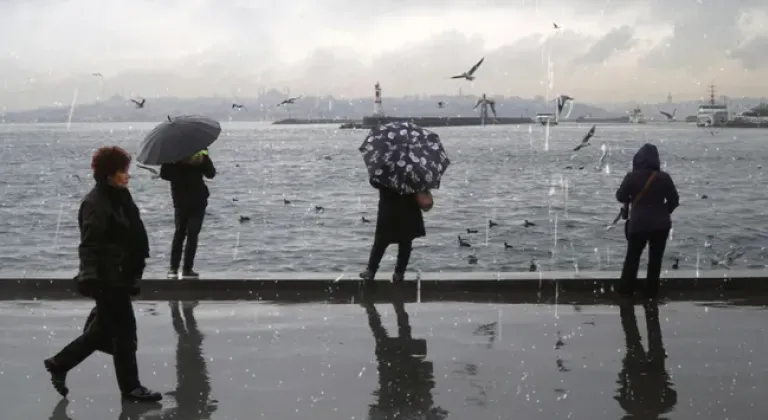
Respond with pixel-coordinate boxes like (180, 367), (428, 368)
(0, 270), (766, 301)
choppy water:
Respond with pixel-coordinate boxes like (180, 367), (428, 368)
(1, 122), (766, 275)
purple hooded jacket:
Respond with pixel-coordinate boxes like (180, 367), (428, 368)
(616, 143), (679, 234)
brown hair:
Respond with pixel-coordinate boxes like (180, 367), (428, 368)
(91, 146), (131, 181)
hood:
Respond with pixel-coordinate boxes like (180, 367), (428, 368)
(632, 143), (660, 171)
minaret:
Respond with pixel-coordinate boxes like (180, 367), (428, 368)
(373, 82), (384, 116)
(667, 92), (672, 104)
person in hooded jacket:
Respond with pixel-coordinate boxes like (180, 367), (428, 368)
(360, 181), (428, 283)
(43, 146), (162, 402)
(616, 143), (679, 298)
(160, 149), (216, 279)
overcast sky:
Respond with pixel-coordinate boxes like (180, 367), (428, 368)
(1, 0), (767, 110)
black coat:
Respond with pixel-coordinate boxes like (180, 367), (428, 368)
(616, 144), (679, 234)
(373, 182), (426, 244)
(76, 182), (150, 296)
(160, 155), (216, 210)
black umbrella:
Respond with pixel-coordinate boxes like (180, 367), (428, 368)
(359, 122), (451, 194)
(136, 115), (221, 165)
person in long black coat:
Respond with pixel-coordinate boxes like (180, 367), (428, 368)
(43, 146), (162, 402)
(360, 181), (426, 283)
(616, 143), (679, 298)
(160, 149), (216, 279)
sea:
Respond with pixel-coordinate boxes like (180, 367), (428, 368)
(1, 122), (766, 276)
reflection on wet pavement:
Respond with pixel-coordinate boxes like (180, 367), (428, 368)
(1, 293), (766, 419)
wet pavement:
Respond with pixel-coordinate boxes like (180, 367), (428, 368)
(2, 295), (766, 419)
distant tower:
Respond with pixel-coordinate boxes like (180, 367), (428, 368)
(667, 92), (672, 104)
(373, 82), (384, 116)
(709, 83), (716, 105)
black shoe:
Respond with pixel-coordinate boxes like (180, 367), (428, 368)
(44, 358), (69, 397)
(392, 273), (405, 283)
(180, 270), (199, 279)
(359, 269), (375, 282)
(122, 386), (163, 402)
(166, 269), (178, 279)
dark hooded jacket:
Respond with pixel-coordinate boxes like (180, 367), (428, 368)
(616, 144), (679, 234)
(160, 155), (216, 210)
(76, 181), (150, 296)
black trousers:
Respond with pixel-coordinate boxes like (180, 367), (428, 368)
(51, 292), (140, 393)
(367, 237), (413, 275)
(619, 229), (669, 297)
(171, 207), (205, 271)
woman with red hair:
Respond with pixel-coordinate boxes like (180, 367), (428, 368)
(43, 146), (162, 402)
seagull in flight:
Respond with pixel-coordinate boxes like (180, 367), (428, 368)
(91, 72), (104, 78)
(437, 101), (445, 108)
(556, 94), (574, 116)
(130, 98), (146, 109)
(659, 109), (676, 121)
(450, 57), (485, 81)
(553, 22), (560, 29)
(278, 96), (301, 106)
(573, 125), (596, 151)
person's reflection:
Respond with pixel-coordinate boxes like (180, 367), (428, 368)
(615, 301), (677, 419)
(361, 291), (448, 420)
(48, 398), (162, 420)
(161, 301), (217, 419)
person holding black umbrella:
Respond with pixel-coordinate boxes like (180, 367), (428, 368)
(160, 149), (216, 279)
(135, 115), (222, 279)
(43, 146), (162, 402)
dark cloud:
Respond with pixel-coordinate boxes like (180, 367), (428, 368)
(573, 25), (637, 64)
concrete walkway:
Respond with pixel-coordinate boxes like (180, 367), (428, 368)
(3, 296), (766, 419)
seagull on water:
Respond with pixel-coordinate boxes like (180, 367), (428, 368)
(573, 125), (596, 151)
(232, 103), (246, 110)
(450, 57), (485, 81)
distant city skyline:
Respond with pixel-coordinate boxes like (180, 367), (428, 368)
(1, 0), (767, 110)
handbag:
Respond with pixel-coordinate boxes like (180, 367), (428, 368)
(622, 171), (658, 239)
(415, 191), (434, 212)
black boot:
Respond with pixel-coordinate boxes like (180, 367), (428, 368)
(359, 269), (376, 282)
(44, 358), (69, 397)
(122, 386), (162, 402)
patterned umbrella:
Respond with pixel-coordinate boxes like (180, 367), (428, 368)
(359, 122), (451, 194)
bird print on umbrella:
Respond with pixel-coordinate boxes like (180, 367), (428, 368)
(450, 58), (485, 81)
